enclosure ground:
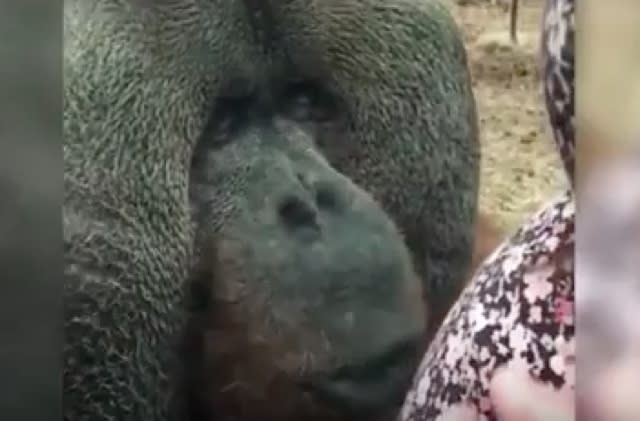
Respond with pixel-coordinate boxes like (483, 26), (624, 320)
(450, 0), (566, 231)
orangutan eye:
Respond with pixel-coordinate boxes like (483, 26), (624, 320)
(288, 92), (314, 121)
(283, 81), (337, 123)
(208, 95), (254, 148)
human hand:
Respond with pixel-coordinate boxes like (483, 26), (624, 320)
(435, 366), (574, 421)
(489, 367), (574, 421)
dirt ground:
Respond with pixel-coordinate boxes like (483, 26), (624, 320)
(448, 0), (567, 232)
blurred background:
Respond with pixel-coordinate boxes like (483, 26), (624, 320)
(580, 0), (640, 152)
(0, 1), (61, 419)
(577, 1), (640, 420)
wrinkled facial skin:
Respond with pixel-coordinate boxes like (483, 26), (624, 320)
(63, 1), (479, 420)
(185, 241), (423, 421)
(186, 83), (427, 419)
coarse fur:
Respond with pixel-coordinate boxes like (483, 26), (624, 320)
(63, 1), (479, 420)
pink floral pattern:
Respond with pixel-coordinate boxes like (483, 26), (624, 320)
(400, 192), (574, 421)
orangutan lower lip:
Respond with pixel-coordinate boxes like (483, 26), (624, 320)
(301, 335), (421, 414)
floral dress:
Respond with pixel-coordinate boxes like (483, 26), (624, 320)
(399, 0), (575, 419)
